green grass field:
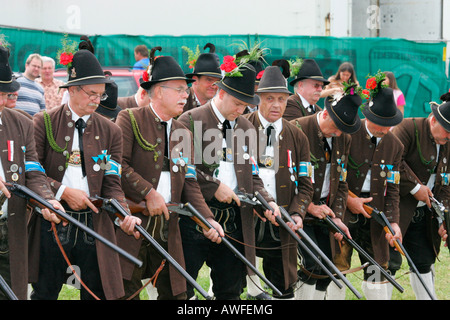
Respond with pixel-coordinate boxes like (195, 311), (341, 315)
(56, 242), (449, 300)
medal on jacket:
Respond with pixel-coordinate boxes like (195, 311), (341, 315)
(288, 149), (298, 194)
(7, 140), (13, 162)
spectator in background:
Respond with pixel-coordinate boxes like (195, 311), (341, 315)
(384, 71), (406, 115)
(133, 45), (149, 70)
(321, 62), (359, 99)
(16, 53), (46, 116)
(36, 56), (65, 111)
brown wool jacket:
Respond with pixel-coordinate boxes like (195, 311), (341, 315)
(392, 117), (450, 256)
(178, 101), (274, 270)
(31, 104), (127, 300)
(115, 105), (214, 296)
(0, 108), (54, 300)
(283, 93), (322, 121)
(245, 110), (313, 289)
(345, 119), (403, 264)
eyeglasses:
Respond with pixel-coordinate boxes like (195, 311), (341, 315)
(79, 86), (108, 101)
(7, 93), (18, 100)
(160, 86), (190, 95)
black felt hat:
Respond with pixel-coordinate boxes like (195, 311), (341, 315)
(256, 59), (291, 94)
(362, 87), (403, 127)
(289, 59), (330, 87)
(0, 46), (20, 93)
(60, 49), (112, 88)
(216, 63), (260, 105)
(325, 85), (362, 134)
(97, 79), (121, 119)
(186, 43), (222, 79)
(431, 100), (450, 132)
(141, 46), (195, 90)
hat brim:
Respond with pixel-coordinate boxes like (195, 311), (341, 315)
(431, 102), (450, 132)
(140, 77), (196, 90)
(60, 76), (113, 88)
(216, 81), (260, 106)
(256, 87), (292, 95)
(185, 72), (222, 79)
(326, 104), (361, 134)
(290, 76), (330, 87)
(0, 79), (20, 93)
(362, 101), (404, 127)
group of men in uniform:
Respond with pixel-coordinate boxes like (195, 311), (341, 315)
(0, 38), (447, 301)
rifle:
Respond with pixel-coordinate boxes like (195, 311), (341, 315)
(0, 274), (18, 300)
(167, 201), (283, 297)
(4, 182), (143, 268)
(236, 192), (344, 289)
(251, 191), (363, 299)
(348, 190), (435, 300)
(430, 197), (450, 253)
(92, 196), (212, 300)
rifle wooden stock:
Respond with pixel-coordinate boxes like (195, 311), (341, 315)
(253, 192), (363, 299)
(92, 196), (212, 300)
(5, 182), (143, 268)
(348, 190), (404, 255)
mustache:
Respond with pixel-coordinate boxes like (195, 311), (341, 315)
(88, 103), (99, 107)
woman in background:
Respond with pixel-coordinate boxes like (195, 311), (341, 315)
(384, 71), (406, 115)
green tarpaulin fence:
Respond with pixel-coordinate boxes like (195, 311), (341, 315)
(1, 26), (448, 118)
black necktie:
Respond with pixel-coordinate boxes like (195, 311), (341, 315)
(371, 136), (377, 145)
(161, 121), (169, 158)
(75, 118), (87, 177)
(323, 137), (331, 162)
(266, 125), (274, 146)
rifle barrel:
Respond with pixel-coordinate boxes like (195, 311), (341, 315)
(322, 216), (404, 293)
(183, 202), (283, 297)
(99, 197), (212, 300)
(253, 192), (362, 299)
(6, 183), (143, 268)
(0, 274), (18, 300)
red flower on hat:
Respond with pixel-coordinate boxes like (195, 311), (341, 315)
(142, 69), (149, 82)
(362, 89), (370, 99)
(220, 55), (238, 73)
(59, 52), (73, 66)
(256, 70), (264, 80)
(366, 77), (377, 90)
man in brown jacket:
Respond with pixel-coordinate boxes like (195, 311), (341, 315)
(291, 82), (361, 299)
(183, 43), (222, 113)
(115, 50), (223, 300)
(330, 83), (404, 300)
(0, 45), (63, 300)
(30, 49), (139, 300)
(390, 96), (450, 300)
(283, 59), (329, 121)
(245, 62), (313, 299)
(178, 60), (280, 300)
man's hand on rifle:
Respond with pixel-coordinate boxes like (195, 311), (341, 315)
(202, 218), (224, 244)
(330, 217), (351, 242)
(61, 187), (99, 213)
(262, 201), (280, 226)
(307, 202), (335, 219)
(0, 179), (11, 199)
(346, 195), (373, 218)
(144, 189), (170, 220)
(385, 222), (402, 248)
(438, 224), (448, 247)
(214, 182), (240, 206)
(41, 199), (67, 226)
(119, 215), (142, 240)
(413, 185), (433, 208)
(287, 214), (303, 232)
